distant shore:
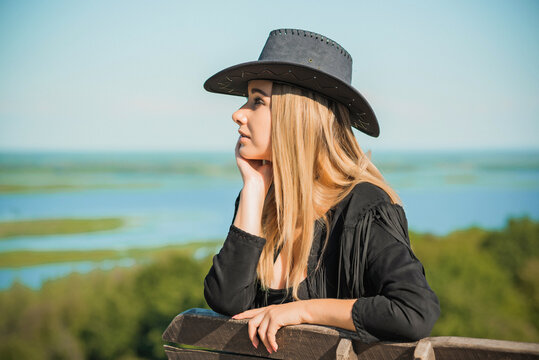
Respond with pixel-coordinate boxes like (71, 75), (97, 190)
(0, 240), (223, 268)
(0, 183), (159, 193)
(0, 217), (125, 239)
(0, 217), (223, 268)
(0, 215), (517, 269)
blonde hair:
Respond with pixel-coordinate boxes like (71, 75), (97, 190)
(257, 82), (402, 301)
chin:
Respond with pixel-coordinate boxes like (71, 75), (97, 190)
(239, 147), (264, 160)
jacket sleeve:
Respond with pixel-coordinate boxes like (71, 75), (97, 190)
(347, 201), (441, 341)
(203, 190), (266, 316)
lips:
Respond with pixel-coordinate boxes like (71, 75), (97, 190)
(239, 131), (251, 138)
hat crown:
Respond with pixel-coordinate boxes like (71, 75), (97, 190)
(258, 28), (353, 85)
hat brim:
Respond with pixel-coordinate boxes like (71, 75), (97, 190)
(203, 60), (380, 138)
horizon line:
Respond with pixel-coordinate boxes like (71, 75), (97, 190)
(1, 147), (538, 154)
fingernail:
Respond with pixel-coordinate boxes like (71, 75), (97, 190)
(274, 345), (278, 352)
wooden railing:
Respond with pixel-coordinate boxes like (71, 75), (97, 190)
(162, 308), (539, 359)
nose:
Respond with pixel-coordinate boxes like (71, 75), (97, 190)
(232, 107), (247, 126)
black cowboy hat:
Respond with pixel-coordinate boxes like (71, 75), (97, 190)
(203, 28), (380, 138)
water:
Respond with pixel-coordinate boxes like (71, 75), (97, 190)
(0, 149), (538, 289)
(4, 258), (138, 289)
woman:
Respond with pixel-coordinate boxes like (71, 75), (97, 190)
(203, 28), (440, 354)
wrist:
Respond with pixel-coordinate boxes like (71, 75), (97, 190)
(300, 300), (315, 325)
(241, 183), (267, 210)
(243, 181), (266, 195)
(233, 183), (266, 237)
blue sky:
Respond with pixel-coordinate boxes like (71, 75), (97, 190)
(0, 0), (537, 152)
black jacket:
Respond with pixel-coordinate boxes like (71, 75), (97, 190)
(204, 182), (440, 342)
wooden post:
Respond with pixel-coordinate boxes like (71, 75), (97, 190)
(414, 339), (435, 360)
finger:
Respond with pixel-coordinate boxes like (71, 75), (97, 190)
(267, 321), (281, 352)
(233, 307), (265, 319)
(247, 313), (264, 349)
(257, 315), (272, 354)
(231, 311), (247, 319)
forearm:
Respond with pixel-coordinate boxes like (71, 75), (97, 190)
(301, 298), (357, 332)
(233, 183), (266, 237)
(204, 224), (266, 315)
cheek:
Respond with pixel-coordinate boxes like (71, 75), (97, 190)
(264, 118), (272, 145)
(263, 128), (271, 146)
(253, 120), (271, 145)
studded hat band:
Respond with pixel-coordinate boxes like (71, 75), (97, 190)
(203, 28), (380, 138)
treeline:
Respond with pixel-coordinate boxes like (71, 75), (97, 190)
(0, 216), (537, 359)
(0, 252), (212, 360)
(412, 216), (538, 340)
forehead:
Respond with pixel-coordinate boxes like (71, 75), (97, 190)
(248, 79), (272, 95)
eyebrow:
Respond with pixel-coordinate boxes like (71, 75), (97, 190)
(249, 87), (269, 97)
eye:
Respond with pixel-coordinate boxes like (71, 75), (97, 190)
(243, 95), (265, 107)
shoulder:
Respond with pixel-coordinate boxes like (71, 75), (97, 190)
(335, 182), (412, 297)
(345, 182), (412, 257)
(349, 181), (392, 205)
(340, 182), (411, 250)
(340, 181), (395, 227)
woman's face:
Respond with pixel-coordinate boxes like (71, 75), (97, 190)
(232, 79), (272, 161)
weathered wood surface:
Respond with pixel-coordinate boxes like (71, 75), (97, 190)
(162, 308), (370, 359)
(162, 308), (539, 360)
(164, 344), (264, 359)
(426, 336), (539, 360)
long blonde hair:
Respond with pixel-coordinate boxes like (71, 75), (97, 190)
(257, 82), (402, 301)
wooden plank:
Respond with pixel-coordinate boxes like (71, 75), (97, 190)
(163, 308), (539, 360)
(162, 308), (422, 359)
(426, 337), (539, 360)
(162, 308), (365, 359)
(353, 341), (416, 360)
(164, 344), (269, 360)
